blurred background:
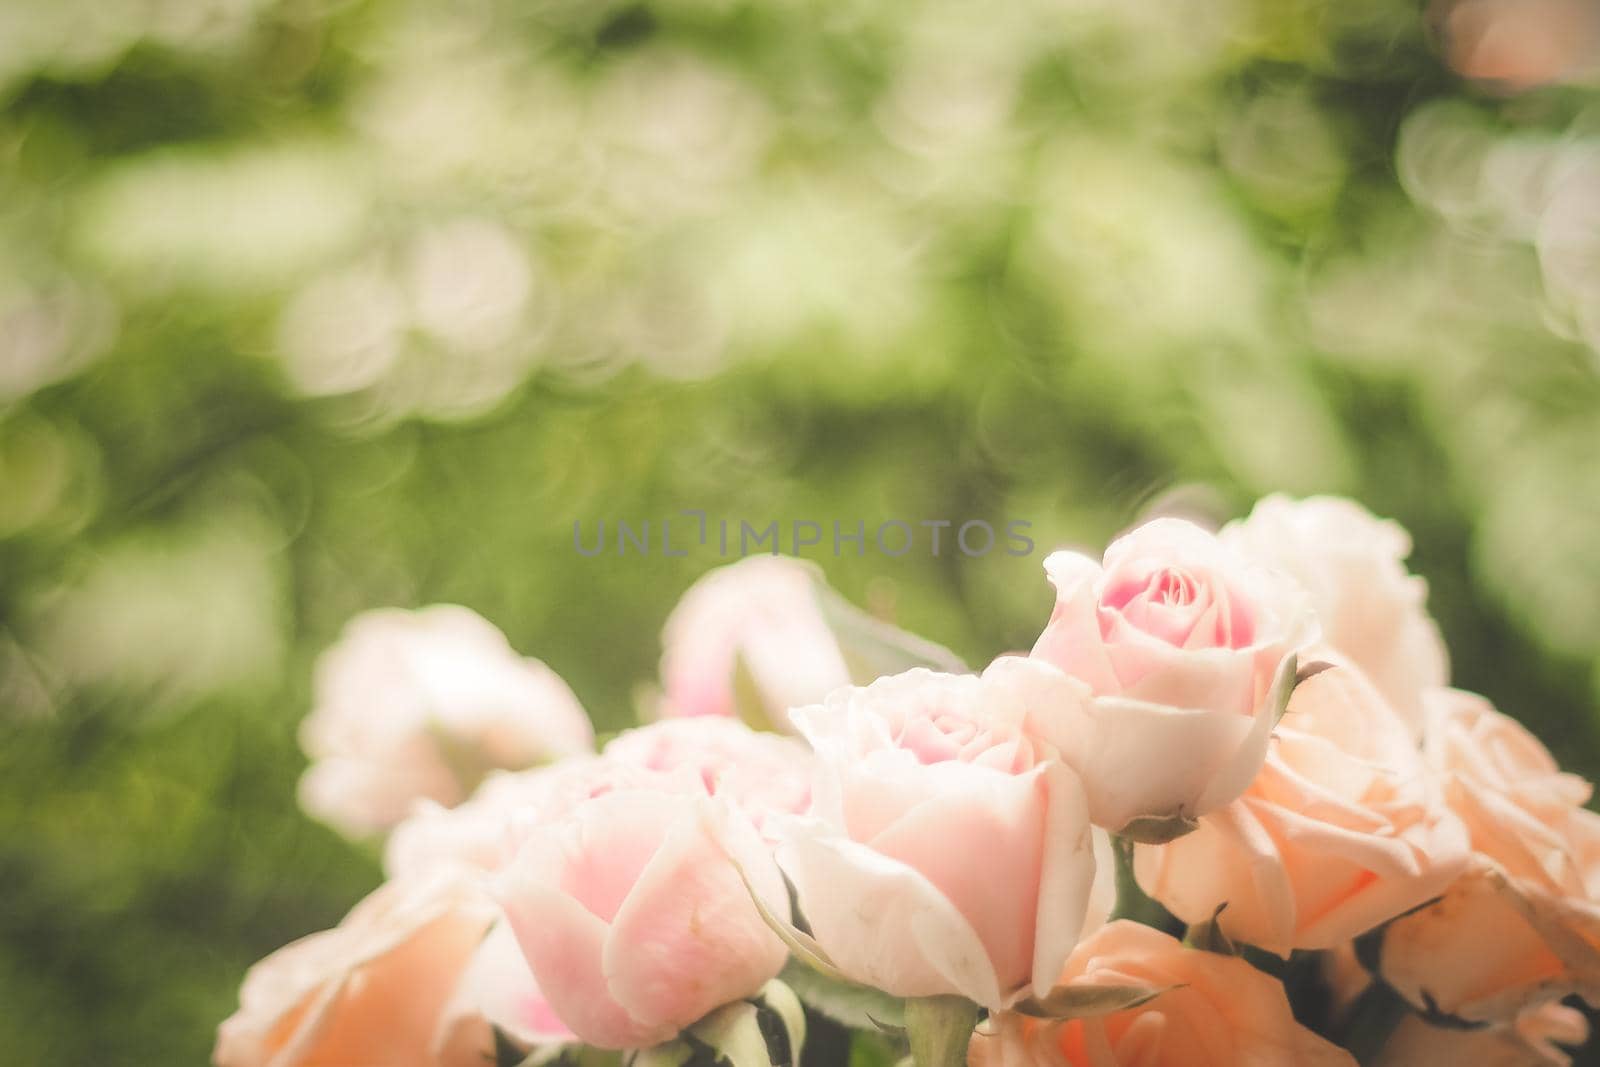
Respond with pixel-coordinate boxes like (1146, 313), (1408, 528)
(1, 0), (1599, 1060)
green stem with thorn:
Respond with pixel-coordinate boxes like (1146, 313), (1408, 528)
(903, 996), (981, 1067)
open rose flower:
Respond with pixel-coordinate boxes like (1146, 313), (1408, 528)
(1028, 518), (1317, 835)
(387, 720), (812, 878)
(658, 556), (854, 729)
(603, 717), (813, 838)
(299, 605), (594, 837)
(1221, 495), (1448, 730)
(1374, 689), (1600, 1022)
(1133, 661), (1469, 954)
(776, 657), (1099, 1010)
(970, 920), (1356, 1067)
(385, 758), (712, 880)
(494, 765), (789, 1049)
(215, 874), (563, 1067)
(383, 761), (601, 879)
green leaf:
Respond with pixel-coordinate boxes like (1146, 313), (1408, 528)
(809, 578), (967, 683)
(1294, 660), (1335, 687)
(1182, 903), (1237, 956)
(1269, 653), (1299, 724)
(1118, 813), (1200, 844)
(626, 1041), (696, 1067)
(780, 959), (906, 1032)
(495, 1026), (529, 1067)
(754, 978), (808, 1062)
(689, 1002), (776, 1067)
(731, 651), (784, 733)
(845, 1031), (905, 1067)
(560, 1047), (628, 1067)
(732, 862), (854, 986)
(1012, 983), (1174, 1020)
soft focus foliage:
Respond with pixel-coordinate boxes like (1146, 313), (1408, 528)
(0, 0), (1598, 1060)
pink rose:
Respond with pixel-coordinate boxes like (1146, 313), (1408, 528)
(215, 874), (562, 1067)
(434, 921), (576, 1061)
(776, 658), (1099, 1009)
(298, 605), (594, 837)
(1221, 494), (1448, 729)
(1029, 518), (1316, 834)
(1133, 662), (1469, 954)
(383, 762), (601, 879)
(1373, 689), (1600, 1022)
(494, 766), (789, 1049)
(603, 717), (813, 837)
(387, 719), (813, 877)
(969, 921), (1356, 1067)
(658, 556), (854, 729)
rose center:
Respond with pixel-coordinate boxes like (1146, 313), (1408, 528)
(1153, 567), (1197, 607)
(892, 711), (1032, 772)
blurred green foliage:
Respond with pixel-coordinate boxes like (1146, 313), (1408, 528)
(1, 0), (1599, 1061)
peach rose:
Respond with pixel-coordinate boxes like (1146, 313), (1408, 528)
(1374, 689), (1600, 1022)
(777, 658), (1099, 1010)
(658, 556), (854, 729)
(215, 874), (563, 1067)
(1133, 662), (1469, 954)
(969, 920), (1356, 1067)
(1029, 518), (1316, 834)
(298, 605), (594, 837)
(494, 766), (789, 1049)
(1374, 1002), (1588, 1067)
(1221, 494), (1448, 730)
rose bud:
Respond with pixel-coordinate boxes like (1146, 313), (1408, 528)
(1028, 518), (1316, 837)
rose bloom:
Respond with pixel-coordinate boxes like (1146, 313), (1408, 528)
(387, 719), (811, 878)
(1220, 494), (1448, 730)
(777, 657), (1099, 1010)
(383, 762), (598, 879)
(602, 717), (813, 837)
(1375, 689), (1600, 1022)
(215, 874), (565, 1067)
(1029, 518), (1316, 834)
(298, 605), (594, 837)
(1134, 661), (1469, 954)
(969, 920), (1355, 1067)
(657, 556), (853, 729)
(494, 765), (789, 1049)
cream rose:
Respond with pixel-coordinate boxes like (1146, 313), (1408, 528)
(1133, 662), (1469, 954)
(1373, 689), (1600, 1022)
(1028, 518), (1317, 835)
(776, 658), (1100, 1010)
(214, 874), (563, 1067)
(969, 920), (1356, 1067)
(298, 605), (594, 837)
(1221, 494), (1449, 730)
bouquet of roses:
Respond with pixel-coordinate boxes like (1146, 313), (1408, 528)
(215, 496), (1600, 1067)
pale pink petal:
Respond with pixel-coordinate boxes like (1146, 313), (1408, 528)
(776, 826), (1002, 1007)
(602, 803), (787, 1031)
